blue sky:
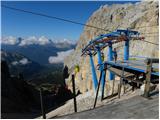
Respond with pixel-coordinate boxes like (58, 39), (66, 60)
(1, 1), (139, 41)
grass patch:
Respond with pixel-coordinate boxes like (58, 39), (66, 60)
(129, 58), (137, 61)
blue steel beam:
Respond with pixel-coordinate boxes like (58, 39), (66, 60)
(82, 29), (140, 56)
(124, 40), (129, 61)
(116, 29), (139, 35)
(82, 31), (122, 54)
(104, 61), (159, 76)
(124, 29), (130, 61)
(97, 47), (106, 96)
(89, 53), (98, 90)
(82, 35), (104, 52)
(100, 32), (120, 38)
(108, 43), (115, 80)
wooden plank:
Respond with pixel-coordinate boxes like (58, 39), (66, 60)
(143, 61), (152, 98)
(93, 71), (102, 108)
(109, 67), (134, 77)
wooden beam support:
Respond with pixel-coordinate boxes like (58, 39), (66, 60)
(118, 67), (125, 99)
(143, 60), (152, 98)
(72, 74), (77, 112)
(40, 88), (46, 119)
(93, 70), (103, 108)
(144, 58), (159, 64)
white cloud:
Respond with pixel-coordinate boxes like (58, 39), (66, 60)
(1, 36), (77, 46)
(63, 38), (77, 45)
(54, 38), (77, 45)
(19, 58), (29, 65)
(11, 58), (29, 66)
(18, 36), (51, 46)
(38, 36), (50, 45)
(48, 49), (74, 64)
(1, 36), (18, 45)
(11, 61), (19, 66)
(19, 36), (38, 46)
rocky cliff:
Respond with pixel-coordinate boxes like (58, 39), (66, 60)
(64, 1), (159, 94)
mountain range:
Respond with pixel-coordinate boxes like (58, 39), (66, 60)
(1, 36), (76, 65)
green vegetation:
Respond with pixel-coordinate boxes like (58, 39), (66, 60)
(101, 54), (104, 61)
(152, 68), (159, 72)
(36, 83), (58, 92)
(129, 58), (137, 61)
(74, 64), (80, 73)
(28, 64), (64, 86)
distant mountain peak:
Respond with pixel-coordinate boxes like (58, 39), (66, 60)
(1, 36), (77, 46)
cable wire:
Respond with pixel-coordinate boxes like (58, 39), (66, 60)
(2, 5), (159, 33)
(133, 25), (159, 29)
(141, 40), (159, 45)
(2, 5), (112, 32)
(2, 5), (159, 46)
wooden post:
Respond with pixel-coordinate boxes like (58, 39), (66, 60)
(112, 78), (115, 95)
(118, 67), (124, 98)
(123, 83), (126, 94)
(118, 84), (121, 98)
(94, 71), (102, 108)
(72, 74), (77, 112)
(101, 70), (106, 101)
(143, 60), (152, 98)
(40, 88), (46, 119)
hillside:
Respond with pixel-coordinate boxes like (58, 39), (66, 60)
(1, 50), (44, 79)
(1, 61), (73, 118)
(64, 1), (159, 93)
(1, 61), (41, 114)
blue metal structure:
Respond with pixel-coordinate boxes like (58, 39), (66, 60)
(108, 42), (115, 80)
(89, 53), (98, 90)
(124, 40), (129, 61)
(116, 29), (139, 61)
(97, 47), (106, 95)
(104, 61), (159, 77)
(82, 29), (144, 93)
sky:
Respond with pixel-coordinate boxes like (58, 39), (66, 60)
(1, 1), (139, 41)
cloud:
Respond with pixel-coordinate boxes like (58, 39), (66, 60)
(18, 36), (51, 46)
(19, 36), (38, 46)
(11, 58), (29, 66)
(1, 36), (77, 46)
(19, 58), (29, 65)
(11, 61), (19, 66)
(38, 36), (50, 45)
(54, 38), (77, 45)
(48, 49), (74, 64)
(1, 36), (18, 45)
(63, 38), (77, 45)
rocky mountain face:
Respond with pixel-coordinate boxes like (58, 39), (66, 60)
(64, 1), (159, 94)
